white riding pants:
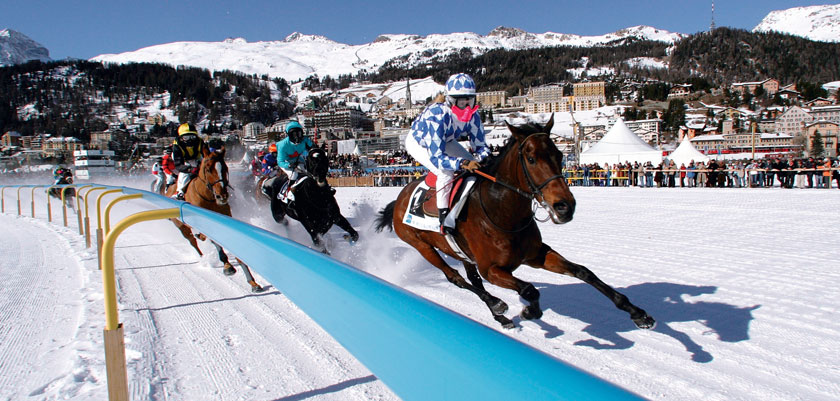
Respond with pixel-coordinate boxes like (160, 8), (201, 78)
(405, 136), (474, 209)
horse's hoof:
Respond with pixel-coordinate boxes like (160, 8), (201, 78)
(520, 305), (543, 320)
(633, 314), (656, 330)
(223, 264), (236, 276)
(251, 285), (266, 293)
(494, 315), (515, 329)
(489, 298), (508, 315)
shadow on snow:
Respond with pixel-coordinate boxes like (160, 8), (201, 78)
(527, 281), (760, 363)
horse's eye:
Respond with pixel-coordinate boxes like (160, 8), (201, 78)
(528, 157), (536, 164)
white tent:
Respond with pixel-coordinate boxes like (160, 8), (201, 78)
(579, 118), (662, 165)
(666, 136), (710, 166)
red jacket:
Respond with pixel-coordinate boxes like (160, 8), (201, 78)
(161, 154), (176, 175)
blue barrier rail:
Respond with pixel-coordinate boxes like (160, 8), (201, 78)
(10, 183), (644, 401)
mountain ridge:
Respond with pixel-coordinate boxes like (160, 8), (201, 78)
(753, 4), (840, 43)
(90, 25), (685, 82)
(0, 29), (51, 66)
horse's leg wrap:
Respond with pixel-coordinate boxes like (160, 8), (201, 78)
(464, 263), (508, 315)
(519, 282), (543, 320)
(520, 282), (540, 303)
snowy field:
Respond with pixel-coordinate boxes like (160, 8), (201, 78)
(1, 173), (839, 400)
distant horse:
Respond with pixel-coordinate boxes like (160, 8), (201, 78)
(265, 147), (358, 252)
(49, 172), (75, 209)
(165, 147), (265, 293)
(375, 115), (655, 329)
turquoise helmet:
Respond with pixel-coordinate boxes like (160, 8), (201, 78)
(285, 121), (305, 144)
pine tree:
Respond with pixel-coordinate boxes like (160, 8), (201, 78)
(810, 130), (825, 158)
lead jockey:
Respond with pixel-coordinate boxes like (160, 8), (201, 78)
(405, 73), (489, 234)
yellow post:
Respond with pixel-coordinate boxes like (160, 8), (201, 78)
(17, 186), (29, 216)
(84, 187), (107, 248)
(95, 189), (123, 258)
(75, 185), (93, 235)
(61, 185), (76, 227)
(1, 186), (6, 212)
(46, 185), (60, 222)
(30, 186), (41, 218)
(100, 208), (179, 401)
(104, 194), (142, 234)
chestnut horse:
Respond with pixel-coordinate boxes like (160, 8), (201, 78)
(375, 115), (655, 329)
(166, 147), (265, 293)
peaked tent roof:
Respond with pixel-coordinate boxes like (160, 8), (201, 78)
(667, 136), (709, 166)
(579, 118), (662, 165)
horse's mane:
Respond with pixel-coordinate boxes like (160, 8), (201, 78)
(483, 121), (546, 175)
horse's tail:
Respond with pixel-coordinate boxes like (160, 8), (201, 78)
(374, 201), (396, 232)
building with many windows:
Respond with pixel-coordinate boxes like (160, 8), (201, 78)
(572, 81), (606, 111)
(809, 105), (840, 124)
(731, 78), (780, 95)
(525, 85), (573, 113)
(476, 90), (506, 108)
(804, 120), (839, 157)
(774, 106), (812, 135)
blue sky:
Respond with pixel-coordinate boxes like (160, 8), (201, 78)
(1, 0), (834, 60)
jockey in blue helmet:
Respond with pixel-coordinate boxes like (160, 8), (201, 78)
(404, 73), (489, 234)
(275, 120), (315, 183)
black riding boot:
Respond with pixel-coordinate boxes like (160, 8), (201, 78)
(439, 208), (454, 235)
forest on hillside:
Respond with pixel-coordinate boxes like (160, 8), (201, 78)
(369, 28), (840, 96)
(0, 60), (295, 139)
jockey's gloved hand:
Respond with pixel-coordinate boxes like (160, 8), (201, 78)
(462, 160), (481, 172)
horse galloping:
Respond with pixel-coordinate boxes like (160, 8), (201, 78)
(49, 172), (75, 209)
(165, 147), (265, 293)
(375, 115), (655, 329)
(265, 147), (358, 252)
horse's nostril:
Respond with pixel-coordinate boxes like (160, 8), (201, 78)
(554, 201), (574, 217)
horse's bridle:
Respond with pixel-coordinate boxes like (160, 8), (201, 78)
(474, 132), (568, 231)
(195, 158), (229, 203)
(480, 133), (566, 202)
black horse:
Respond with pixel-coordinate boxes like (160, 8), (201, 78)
(48, 172), (75, 208)
(266, 147), (358, 252)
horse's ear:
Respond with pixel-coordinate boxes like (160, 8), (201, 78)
(544, 113), (555, 133)
(201, 144), (211, 158)
(505, 120), (527, 141)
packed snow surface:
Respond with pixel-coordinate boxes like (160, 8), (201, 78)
(0, 173), (839, 400)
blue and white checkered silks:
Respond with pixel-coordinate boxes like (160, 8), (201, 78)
(408, 102), (490, 172)
(445, 73), (476, 96)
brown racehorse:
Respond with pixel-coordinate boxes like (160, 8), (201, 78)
(376, 115), (655, 329)
(166, 147), (265, 293)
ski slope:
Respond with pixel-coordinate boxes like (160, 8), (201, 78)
(1, 174), (839, 400)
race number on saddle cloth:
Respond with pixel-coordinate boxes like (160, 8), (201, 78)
(402, 173), (477, 232)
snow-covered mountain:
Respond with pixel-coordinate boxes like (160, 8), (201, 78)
(0, 29), (51, 66)
(91, 26), (684, 82)
(753, 4), (840, 42)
